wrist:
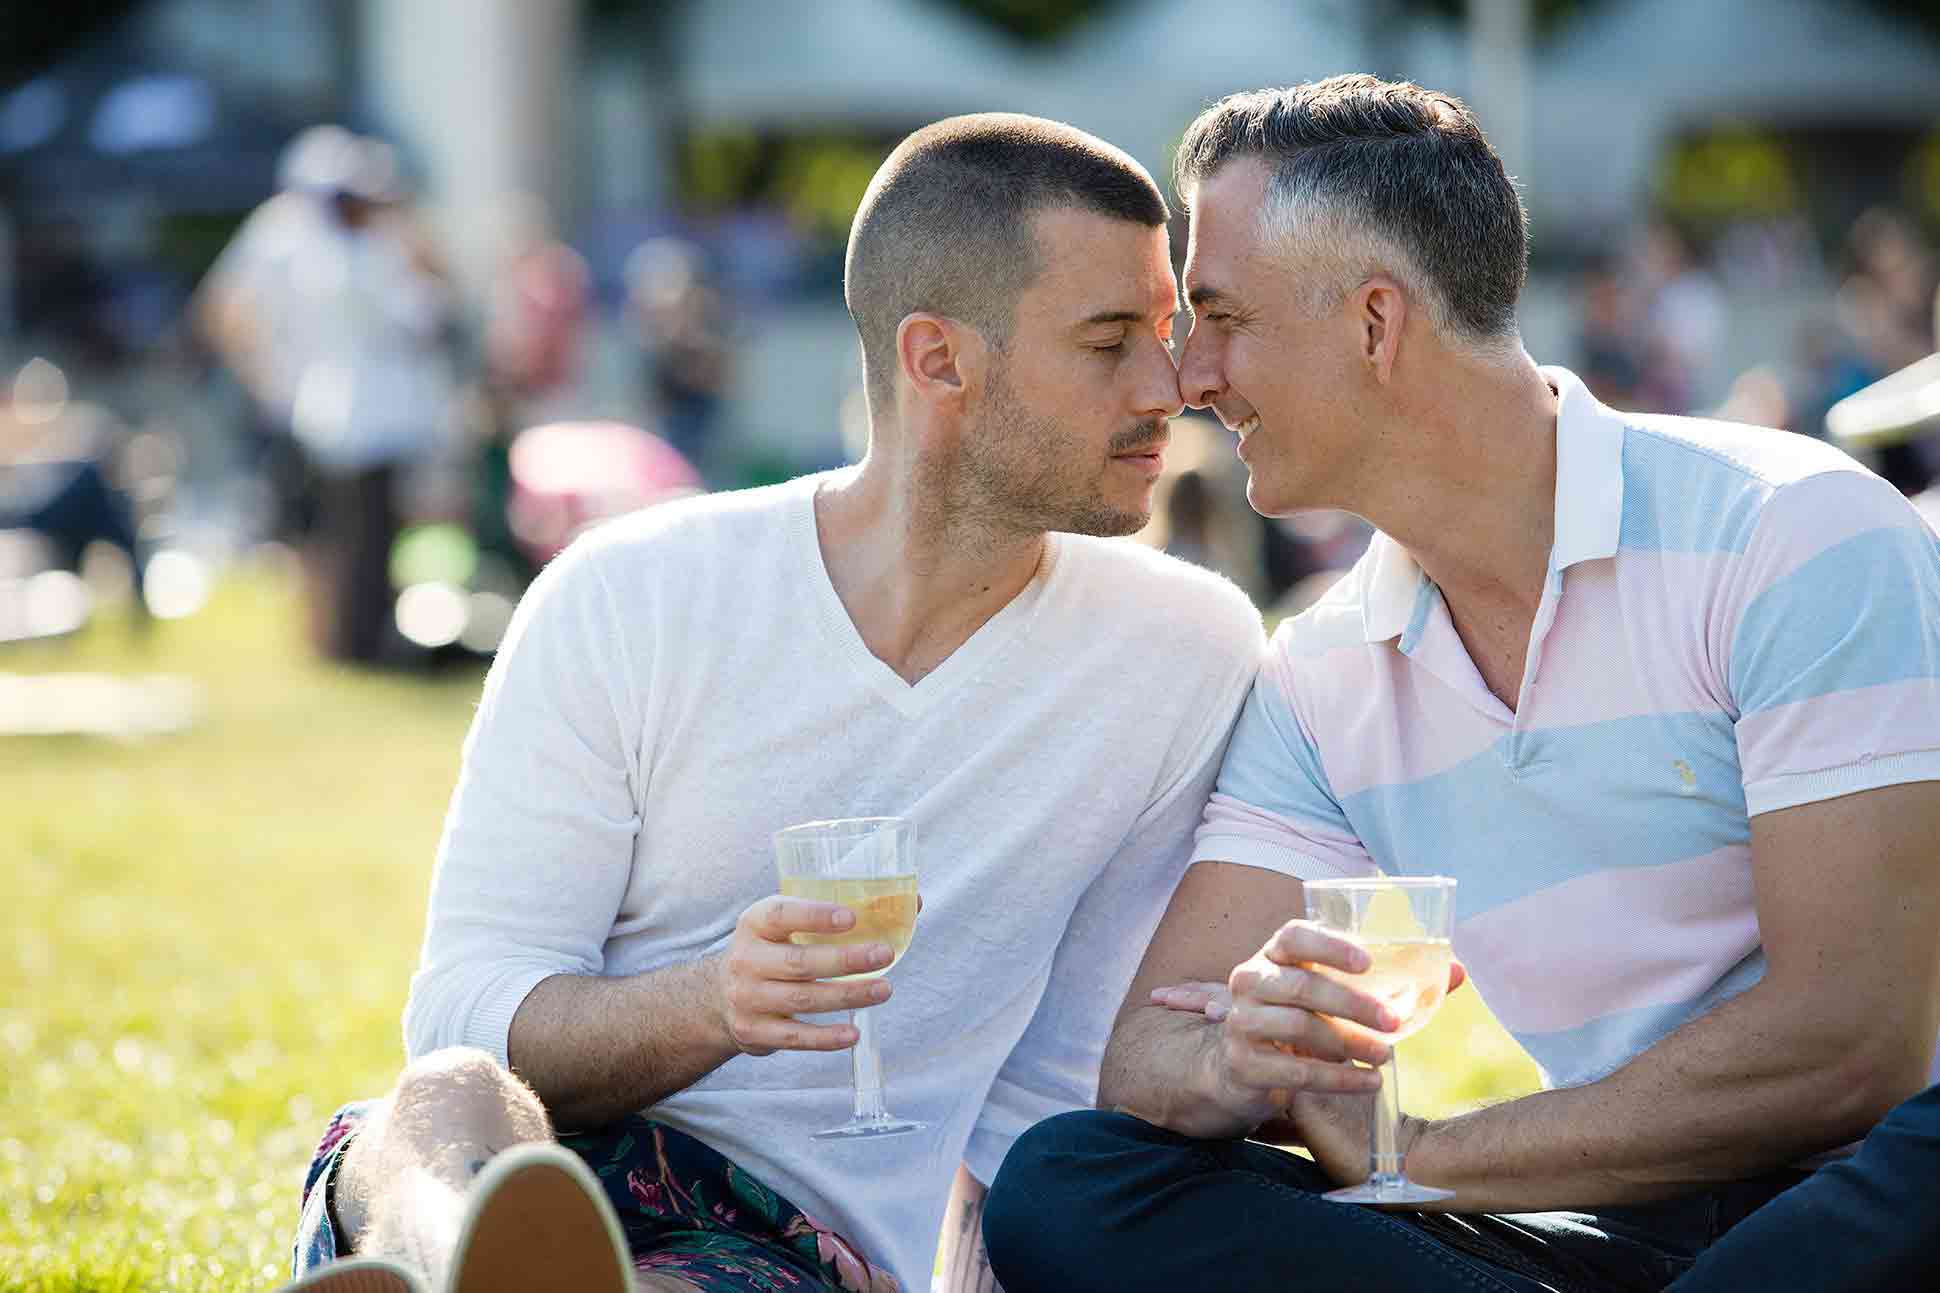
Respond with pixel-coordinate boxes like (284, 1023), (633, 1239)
(684, 952), (743, 1059)
(1396, 1113), (1438, 1179)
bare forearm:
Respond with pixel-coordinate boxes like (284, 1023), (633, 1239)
(1098, 1006), (1254, 1139)
(506, 958), (736, 1131)
(1409, 985), (1926, 1211)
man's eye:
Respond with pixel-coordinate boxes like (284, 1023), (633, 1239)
(1094, 341), (1126, 354)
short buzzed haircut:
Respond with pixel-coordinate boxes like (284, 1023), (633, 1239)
(1175, 75), (1527, 345)
(845, 113), (1168, 408)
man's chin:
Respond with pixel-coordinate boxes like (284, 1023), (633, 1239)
(1243, 476), (1299, 519)
(1059, 502), (1150, 538)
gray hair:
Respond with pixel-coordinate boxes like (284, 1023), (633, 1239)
(1175, 75), (1528, 353)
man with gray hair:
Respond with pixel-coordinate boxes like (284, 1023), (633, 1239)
(985, 75), (1940, 1290)
(272, 112), (1262, 1293)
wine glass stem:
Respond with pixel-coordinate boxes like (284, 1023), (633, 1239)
(849, 1007), (890, 1123)
(1369, 1052), (1406, 1186)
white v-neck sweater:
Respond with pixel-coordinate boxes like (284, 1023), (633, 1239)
(404, 472), (1263, 1288)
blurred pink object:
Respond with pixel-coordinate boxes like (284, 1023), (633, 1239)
(507, 421), (702, 567)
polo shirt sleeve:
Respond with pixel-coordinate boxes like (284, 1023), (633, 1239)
(1727, 467), (1940, 816)
(1191, 649), (1379, 880)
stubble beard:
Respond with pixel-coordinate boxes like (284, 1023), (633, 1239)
(964, 366), (1155, 539)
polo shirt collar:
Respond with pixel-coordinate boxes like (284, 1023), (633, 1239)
(1358, 530), (1427, 644)
(1358, 364), (1625, 644)
(1543, 365), (1625, 573)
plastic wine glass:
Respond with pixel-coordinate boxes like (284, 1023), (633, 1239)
(773, 816), (925, 1140)
(1302, 875), (1458, 1204)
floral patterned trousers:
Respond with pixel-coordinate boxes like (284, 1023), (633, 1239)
(294, 1102), (900, 1293)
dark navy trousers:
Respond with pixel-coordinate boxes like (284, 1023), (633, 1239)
(985, 1086), (1940, 1292)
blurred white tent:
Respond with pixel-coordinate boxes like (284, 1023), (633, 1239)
(670, 0), (1376, 184)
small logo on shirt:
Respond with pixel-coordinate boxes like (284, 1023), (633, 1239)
(1671, 759), (1698, 795)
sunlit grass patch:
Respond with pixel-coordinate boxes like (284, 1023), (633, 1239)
(3, 567), (479, 1292)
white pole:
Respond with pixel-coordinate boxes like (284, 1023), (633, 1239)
(1468, 0), (1532, 192)
(358, 0), (580, 308)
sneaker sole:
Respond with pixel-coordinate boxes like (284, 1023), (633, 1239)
(282, 1257), (425, 1293)
(447, 1144), (632, 1293)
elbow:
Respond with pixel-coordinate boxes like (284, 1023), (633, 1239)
(400, 975), (452, 1064)
(1803, 1031), (1932, 1145)
(399, 960), (502, 1065)
(1094, 1032), (1136, 1114)
(1094, 1009), (1223, 1136)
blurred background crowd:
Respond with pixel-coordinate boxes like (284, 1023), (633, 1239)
(3, 0), (1939, 672)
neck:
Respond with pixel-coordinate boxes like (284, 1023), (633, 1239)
(815, 437), (1047, 685)
(1360, 354), (1558, 616)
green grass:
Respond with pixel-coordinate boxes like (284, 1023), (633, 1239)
(0, 566), (1539, 1292)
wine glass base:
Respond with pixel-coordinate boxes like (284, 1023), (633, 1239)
(811, 1117), (927, 1141)
(1324, 1180), (1455, 1206)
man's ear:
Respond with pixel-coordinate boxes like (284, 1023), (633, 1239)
(1353, 276), (1408, 384)
(896, 312), (983, 411)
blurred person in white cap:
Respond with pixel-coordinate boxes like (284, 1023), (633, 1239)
(194, 123), (355, 542)
(198, 129), (459, 663)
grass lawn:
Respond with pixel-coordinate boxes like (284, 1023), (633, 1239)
(1, 564), (1540, 1293)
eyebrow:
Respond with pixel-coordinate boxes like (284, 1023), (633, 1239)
(1186, 285), (1232, 309)
(1078, 309), (1145, 326)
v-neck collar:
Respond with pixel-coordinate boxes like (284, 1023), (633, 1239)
(790, 474), (1060, 719)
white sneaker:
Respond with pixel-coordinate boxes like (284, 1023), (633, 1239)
(445, 1142), (634, 1293)
(280, 1256), (427, 1293)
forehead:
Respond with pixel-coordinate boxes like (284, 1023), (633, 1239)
(1017, 206), (1177, 320)
(1183, 157), (1274, 295)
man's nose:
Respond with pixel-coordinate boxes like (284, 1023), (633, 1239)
(1175, 327), (1222, 410)
(1138, 338), (1186, 420)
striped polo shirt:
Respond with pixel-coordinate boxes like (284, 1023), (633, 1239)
(1194, 366), (1940, 1090)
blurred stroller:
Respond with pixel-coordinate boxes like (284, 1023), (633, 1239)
(393, 420), (702, 659)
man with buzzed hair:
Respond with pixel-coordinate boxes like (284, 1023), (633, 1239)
(272, 113), (1263, 1293)
(986, 75), (1940, 1291)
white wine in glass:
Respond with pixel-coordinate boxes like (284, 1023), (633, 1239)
(773, 817), (925, 1140)
(1303, 875), (1457, 1205)
(778, 873), (919, 980)
(1312, 937), (1452, 1042)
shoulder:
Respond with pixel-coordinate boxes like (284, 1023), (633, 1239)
(1052, 534), (1264, 656)
(1618, 414), (1891, 554)
(1257, 555), (1391, 729)
(1273, 564), (1371, 660)
(567, 476), (810, 568)
(1623, 412), (1863, 487)
(514, 479), (811, 633)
